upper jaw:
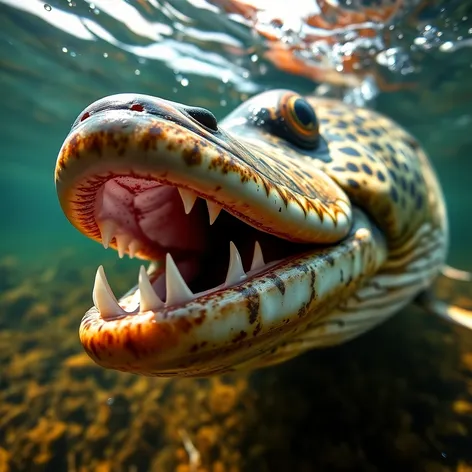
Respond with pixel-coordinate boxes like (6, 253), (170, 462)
(55, 103), (352, 261)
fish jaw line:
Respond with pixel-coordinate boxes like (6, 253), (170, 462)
(79, 213), (387, 377)
(55, 109), (352, 255)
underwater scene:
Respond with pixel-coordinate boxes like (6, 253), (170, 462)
(1, 0), (472, 470)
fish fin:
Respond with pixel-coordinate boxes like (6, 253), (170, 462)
(441, 264), (472, 282)
(415, 265), (472, 330)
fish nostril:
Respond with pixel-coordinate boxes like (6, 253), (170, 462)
(80, 111), (91, 122)
(186, 107), (218, 132)
(130, 103), (145, 112)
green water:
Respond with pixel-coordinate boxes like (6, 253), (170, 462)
(1, 1), (472, 471)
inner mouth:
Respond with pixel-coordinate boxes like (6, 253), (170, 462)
(93, 176), (311, 315)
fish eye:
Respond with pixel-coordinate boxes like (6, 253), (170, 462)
(290, 97), (317, 129)
(186, 107), (218, 132)
(280, 93), (320, 149)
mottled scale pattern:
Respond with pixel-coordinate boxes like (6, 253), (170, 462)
(304, 98), (446, 250)
(224, 95), (446, 254)
(222, 132), (349, 224)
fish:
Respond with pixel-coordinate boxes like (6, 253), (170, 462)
(54, 89), (471, 377)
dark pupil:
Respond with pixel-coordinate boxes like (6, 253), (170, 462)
(293, 99), (315, 126)
(186, 107), (218, 131)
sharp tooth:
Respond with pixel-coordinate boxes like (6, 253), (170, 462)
(225, 241), (247, 287)
(97, 219), (117, 249)
(250, 241), (265, 271)
(128, 239), (141, 259)
(207, 200), (222, 225)
(165, 253), (194, 306)
(147, 261), (158, 275)
(139, 265), (164, 311)
(116, 234), (132, 258)
(93, 265), (127, 320)
(178, 188), (198, 214)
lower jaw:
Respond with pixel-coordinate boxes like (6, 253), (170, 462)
(80, 212), (385, 378)
(94, 232), (305, 320)
(81, 249), (326, 377)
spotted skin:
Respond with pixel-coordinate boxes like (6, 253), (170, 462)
(314, 99), (445, 248)
(224, 93), (445, 249)
(55, 89), (448, 377)
(225, 94), (447, 369)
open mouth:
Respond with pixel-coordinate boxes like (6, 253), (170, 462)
(54, 92), (372, 376)
(92, 176), (309, 319)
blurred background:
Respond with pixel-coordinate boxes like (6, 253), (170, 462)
(1, 1), (472, 471)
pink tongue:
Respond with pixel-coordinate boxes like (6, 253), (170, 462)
(95, 177), (208, 253)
